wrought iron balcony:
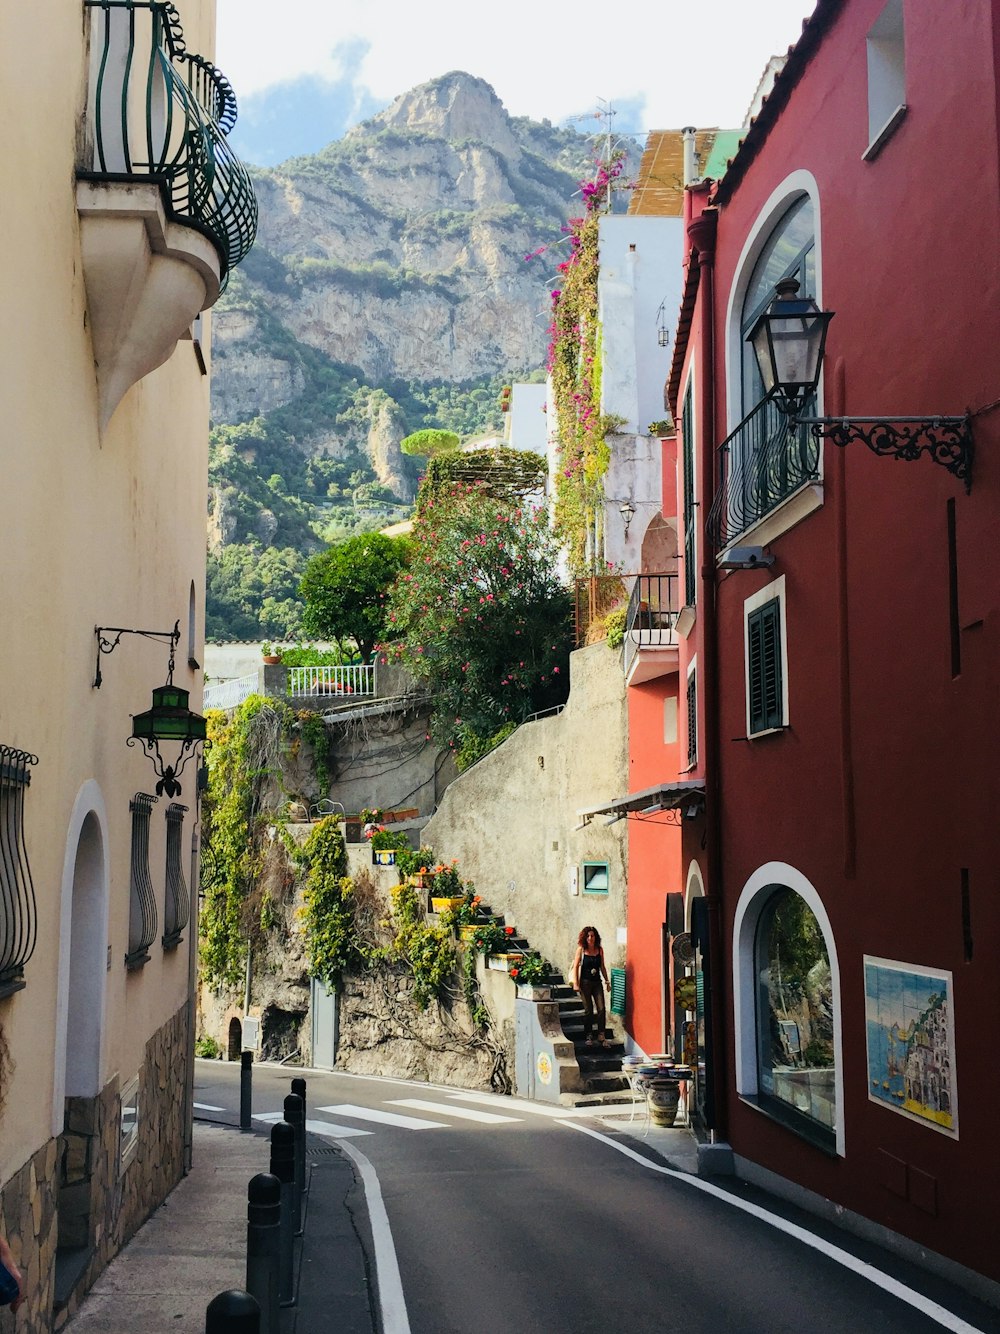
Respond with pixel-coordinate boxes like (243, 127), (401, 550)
(0, 746), (39, 998)
(624, 573), (680, 682)
(706, 390), (818, 551)
(82, 0), (257, 286)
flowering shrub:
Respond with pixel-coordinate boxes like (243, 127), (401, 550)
(395, 846), (436, 880)
(430, 861), (463, 897)
(382, 479), (572, 754)
(547, 156), (627, 575)
(470, 920), (509, 955)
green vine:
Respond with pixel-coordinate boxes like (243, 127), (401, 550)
(390, 881), (457, 1009)
(300, 816), (362, 986)
(298, 710), (333, 798)
(200, 695), (296, 989)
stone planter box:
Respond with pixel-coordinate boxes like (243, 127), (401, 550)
(515, 983), (552, 1001)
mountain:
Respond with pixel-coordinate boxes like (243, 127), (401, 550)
(206, 72), (625, 642)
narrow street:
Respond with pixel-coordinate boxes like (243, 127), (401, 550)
(196, 1061), (998, 1334)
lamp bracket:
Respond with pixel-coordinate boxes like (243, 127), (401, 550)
(94, 621), (181, 689)
(126, 734), (200, 799)
(797, 416), (973, 492)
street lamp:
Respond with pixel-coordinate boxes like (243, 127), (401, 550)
(748, 279), (975, 489)
(618, 499), (636, 537)
(94, 620), (206, 797)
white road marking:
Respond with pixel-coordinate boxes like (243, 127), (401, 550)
(559, 1121), (984, 1334)
(388, 1099), (521, 1124)
(193, 1101), (225, 1112)
(338, 1140), (411, 1334)
(316, 1104), (446, 1130)
(448, 1091), (644, 1119)
(253, 1111), (372, 1139)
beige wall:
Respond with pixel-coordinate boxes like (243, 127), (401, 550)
(0, 0), (221, 1313)
(423, 642), (629, 981)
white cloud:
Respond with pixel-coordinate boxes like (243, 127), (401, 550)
(217, 0), (818, 135)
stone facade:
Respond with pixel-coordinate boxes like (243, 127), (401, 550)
(0, 1005), (189, 1333)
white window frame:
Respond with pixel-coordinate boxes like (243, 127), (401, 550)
(864, 0), (906, 161)
(743, 575), (789, 737)
(721, 173), (826, 554)
(732, 862), (845, 1156)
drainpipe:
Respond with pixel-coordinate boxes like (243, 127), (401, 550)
(682, 127), (698, 186)
(687, 199), (728, 1139)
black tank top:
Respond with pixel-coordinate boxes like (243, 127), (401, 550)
(581, 950), (601, 981)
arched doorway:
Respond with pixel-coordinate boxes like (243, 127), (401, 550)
(227, 1017), (242, 1061)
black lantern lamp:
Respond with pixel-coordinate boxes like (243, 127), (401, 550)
(94, 619), (206, 797)
(748, 277), (833, 410)
(748, 279), (974, 489)
(619, 499), (636, 537)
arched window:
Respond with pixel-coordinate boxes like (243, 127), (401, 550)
(754, 887), (835, 1144)
(740, 195), (816, 413)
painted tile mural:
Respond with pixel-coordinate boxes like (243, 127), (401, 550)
(864, 957), (958, 1137)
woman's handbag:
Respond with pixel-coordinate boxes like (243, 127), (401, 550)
(0, 1257), (20, 1307)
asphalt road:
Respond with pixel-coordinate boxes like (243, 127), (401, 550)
(194, 1061), (999, 1334)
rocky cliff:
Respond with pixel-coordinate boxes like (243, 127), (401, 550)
(207, 72), (634, 641)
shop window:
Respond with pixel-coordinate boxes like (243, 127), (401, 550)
(754, 887), (836, 1150)
(582, 862), (609, 894)
(0, 745), (39, 997)
(865, 0), (906, 160)
(126, 793), (157, 969)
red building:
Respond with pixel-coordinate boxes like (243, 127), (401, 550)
(668, 0), (1000, 1293)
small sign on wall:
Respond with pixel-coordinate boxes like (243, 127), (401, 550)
(242, 1015), (261, 1051)
(569, 866), (579, 896)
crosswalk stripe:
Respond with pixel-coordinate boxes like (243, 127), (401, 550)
(253, 1112), (372, 1139)
(448, 1091), (645, 1119)
(193, 1101), (225, 1112)
(316, 1104), (446, 1130)
(387, 1098), (521, 1124)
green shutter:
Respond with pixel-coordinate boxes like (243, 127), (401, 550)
(748, 598), (783, 733)
(610, 968), (626, 1016)
(687, 672), (697, 766)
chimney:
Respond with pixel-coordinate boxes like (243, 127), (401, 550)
(682, 126), (698, 185)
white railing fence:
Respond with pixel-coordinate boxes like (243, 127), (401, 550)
(286, 664), (376, 698)
(203, 672), (259, 711)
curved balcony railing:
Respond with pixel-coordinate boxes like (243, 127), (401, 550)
(706, 390), (818, 550)
(82, 0), (257, 286)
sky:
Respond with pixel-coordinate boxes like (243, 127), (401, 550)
(216, 0), (819, 167)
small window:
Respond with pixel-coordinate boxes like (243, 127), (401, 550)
(582, 862), (609, 894)
(755, 888), (836, 1148)
(126, 793), (158, 969)
(747, 598), (784, 733)
(865, 0), (906, 159)
(0, 745), (39, 997)
(686, 671), (697, 767)
(663, 696), (678, 746)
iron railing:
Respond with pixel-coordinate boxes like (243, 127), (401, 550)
(0, 746), (39, 998)
(203, 672), (259, 711)
(162, 802), (188, 949)
(706, 390), (818, 550)
(623, 574), (680, 679)
(126, 792), (157, 968)
(573, 575), (627, 648)
(82, 0), (257, 285)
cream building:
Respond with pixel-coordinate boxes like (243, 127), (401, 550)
(0, 2), (256, 1328)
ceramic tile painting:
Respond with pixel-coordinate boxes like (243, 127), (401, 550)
(864, 957), (958, 1138)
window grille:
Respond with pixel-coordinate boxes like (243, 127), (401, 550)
(162, 802), (188, 950)
(748, 598), (784, 733)
(686, 673), (698, 768)
(0, 746), (39, 998)
(126, 793), (158, 969)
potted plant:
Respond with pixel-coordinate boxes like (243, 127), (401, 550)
(395, 846), (435, 886)
(441, 887), (483, 939)
(369, 828), (409, 866)
(429, 861), (464, 914)
(261, 641), (283, 665)
(469, 919), (508, 958)
(508, 951), (550, 998)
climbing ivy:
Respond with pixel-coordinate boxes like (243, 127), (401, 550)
(390, 881), (457, 1009)
(300, 816), (362, 986)
(298, 710), (333, 797)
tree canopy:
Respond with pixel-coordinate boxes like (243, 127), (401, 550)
(382, 481), (571, 756)
(400, 428), (460, 457)
(299, 532), (411, 659)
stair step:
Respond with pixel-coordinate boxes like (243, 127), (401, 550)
(584, 1072), (631, 1093)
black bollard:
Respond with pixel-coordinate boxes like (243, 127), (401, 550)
(283, 1092), (305, 1236)
(290, 1078), (307, 1199)
(246, 1173), (281, 1334)
(240, 1050), (253, 1133)
(270, 1121), (296, 1307)
(206, 1289), (260, 1333)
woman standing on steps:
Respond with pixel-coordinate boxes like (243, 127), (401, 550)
(572, 925), (610, 1047)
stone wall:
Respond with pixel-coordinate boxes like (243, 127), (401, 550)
(0, 1004), (189, 1333)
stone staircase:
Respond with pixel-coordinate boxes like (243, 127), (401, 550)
(469, 902), (631, 1105)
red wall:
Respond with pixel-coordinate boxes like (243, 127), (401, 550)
(687, 0), (1000, 1279)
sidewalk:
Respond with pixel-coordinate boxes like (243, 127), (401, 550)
(66, 1121), (376, 1333)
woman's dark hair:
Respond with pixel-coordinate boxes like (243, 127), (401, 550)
(577, 925), (601, 948)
